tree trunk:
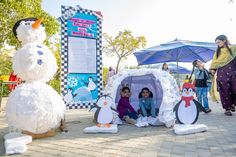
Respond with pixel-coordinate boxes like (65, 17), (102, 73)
(116, 58), (122, 74)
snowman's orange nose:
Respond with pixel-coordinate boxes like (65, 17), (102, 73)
(104, 101), (107, 106)
(32, 18), (43, 29)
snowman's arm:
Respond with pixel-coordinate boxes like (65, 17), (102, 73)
(173, 101), (181, 112)
(193, 99), (207, 113)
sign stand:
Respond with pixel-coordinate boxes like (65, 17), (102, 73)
(60, 5), (103, 109)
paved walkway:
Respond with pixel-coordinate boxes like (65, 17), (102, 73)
(1, 98), (236, 157)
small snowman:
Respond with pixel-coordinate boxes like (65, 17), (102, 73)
(6, 17), (65, 138)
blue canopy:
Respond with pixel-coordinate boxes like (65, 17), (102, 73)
(134, 39), (217, 65)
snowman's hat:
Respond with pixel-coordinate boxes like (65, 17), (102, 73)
(13, 17), (44, 38)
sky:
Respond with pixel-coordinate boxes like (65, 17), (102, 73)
(42, 0), (236, 69)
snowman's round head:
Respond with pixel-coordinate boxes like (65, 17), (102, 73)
(96, 95), (113, 108)
(13, 17), (46, 45)
(182, 82), (195, 97)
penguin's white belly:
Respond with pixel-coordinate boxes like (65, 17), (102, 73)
(177, 101), (197, 124)
(88, 82), (96, 91)
(97, 108), (113, 124)
(6, 82), (65, 133)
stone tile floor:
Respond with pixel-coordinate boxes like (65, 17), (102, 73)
(1, 98), (236, 157)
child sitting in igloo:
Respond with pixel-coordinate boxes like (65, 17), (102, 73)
(117, 86), (138, 125)
(138, 87), (157, 120)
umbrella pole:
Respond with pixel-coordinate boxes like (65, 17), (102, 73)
(176, 61), (180, 89)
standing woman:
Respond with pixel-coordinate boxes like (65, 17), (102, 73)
(210, 35), (236, 116)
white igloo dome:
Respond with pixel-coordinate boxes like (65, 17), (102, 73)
(104, 68), (180, 127)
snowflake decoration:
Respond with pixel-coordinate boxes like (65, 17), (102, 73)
(67, 77), (78, 87)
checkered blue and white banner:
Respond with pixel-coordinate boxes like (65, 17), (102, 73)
(61, 5), (103, 109)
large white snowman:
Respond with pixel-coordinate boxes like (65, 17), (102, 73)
(6, 18), (65, 135)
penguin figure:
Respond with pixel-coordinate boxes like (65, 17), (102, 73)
(87, 77), (96, 91)
(90, 95), (117, 128)
(63, 88), (77, 104)
(174, 82), (206, 124)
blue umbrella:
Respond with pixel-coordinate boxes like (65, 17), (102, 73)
(134, 39), (217, 65)
(134, 39), (217, 83)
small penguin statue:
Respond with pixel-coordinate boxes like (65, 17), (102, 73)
(90, 95), (117, 128)
(174, 81), (206, 124)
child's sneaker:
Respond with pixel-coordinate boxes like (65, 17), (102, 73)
(142, 116), (148, 122)
(124, 116), (137, 125)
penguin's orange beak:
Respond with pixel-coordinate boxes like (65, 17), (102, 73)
(32, 18), (43, 29)
(186, 91), (189, 94)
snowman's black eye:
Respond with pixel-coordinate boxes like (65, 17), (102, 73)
(25, 22), (30, 25)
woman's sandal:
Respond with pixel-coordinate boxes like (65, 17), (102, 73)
(225, 110), (232, 116)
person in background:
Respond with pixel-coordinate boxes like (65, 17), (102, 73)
(207, 73), (213, 93)
(161, 63), (172, 73)
(210, 35), (236, 116)
(192, 59), (212, 113)
(117, 86), (138, 125)
(185, 75), (189, 80)
(210, 72), (220, 103)
(106, 66), (116, 85)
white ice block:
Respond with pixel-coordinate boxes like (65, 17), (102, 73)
(174, 124), (208, 135)
(83, 124), (118, 133)
(4, 132), (32, 155)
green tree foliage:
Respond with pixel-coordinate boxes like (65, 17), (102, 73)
(49, 42), (61, 93)
(103, 30), (146, 73)
(0, 0), (59, 48)
(0, 53), (12, 76)
(0, 50), (13, 96)
(102, 67), (108, 86)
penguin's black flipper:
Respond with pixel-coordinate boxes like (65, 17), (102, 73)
(193, 99), (207, 113)
(89, 104), (99, 112)
(174, 100), (182, 112)
(111, 107), (118, 114)
(94, 107), (101, 123)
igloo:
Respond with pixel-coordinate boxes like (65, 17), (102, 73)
(104, 69), (180, 127)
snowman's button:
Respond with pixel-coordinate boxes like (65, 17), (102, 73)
(37, 50), (43, 55)
(37, 59), (43, 65)
(37, 45), (42, 48)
